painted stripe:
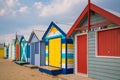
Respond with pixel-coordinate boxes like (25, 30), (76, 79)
(62, 44), (66, 49)
(45, 39), (48, 42)
(62, 59), (73, 64)
(67, 44), (73, 49)
(47, 32), (61, 38)
(62, 58), (66, 64)
(62, 54), (73, 59)
(67, 49), (74, 53)
(67, 64), (74, 68)
(62, 64), (66, 68)
(67, 59), (74, 64)
(47, 35), (61, 39)
(62, 54), (66, 58)
(46, 57), (48, 61)
(46, 50), (48, 53)
(62, 49), (66, 53)
(46, 53), (48, 58)
(46, 61), (48, 65)
(46, 46), (48, 50)
(62, 64), (74, 68)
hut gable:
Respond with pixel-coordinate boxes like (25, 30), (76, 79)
(67, 3), (120, 38)
(29, 30), (45, 43)
(46, 26), (61, 38)
(42, 21), (71, 40)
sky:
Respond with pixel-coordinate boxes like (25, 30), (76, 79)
(0, 0), (120, 43)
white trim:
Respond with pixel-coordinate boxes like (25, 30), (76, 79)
(96, 26), (120, 32)
(95, 26), (120, 58)
(75, 33), (88, 77)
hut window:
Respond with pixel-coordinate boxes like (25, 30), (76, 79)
(97, 28), (120, 57)
(35, 42), (39, 54)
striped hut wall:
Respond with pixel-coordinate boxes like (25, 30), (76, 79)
(66, 39), (74, 68)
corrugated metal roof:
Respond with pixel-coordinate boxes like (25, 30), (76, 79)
(23, 34), (30, 41)
(33, 30), (45, 40)
(55, 22), (72, 34)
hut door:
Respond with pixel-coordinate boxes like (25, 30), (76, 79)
(31, 43), (35, 65)
(16, 45), (19, 60)
(77, 34), (87, 74)
(0, 48), (4, 58)
(49, 38), (61, 68)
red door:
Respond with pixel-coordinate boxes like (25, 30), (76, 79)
(16, 45), (19, 60)
(77, 34), (87, 74)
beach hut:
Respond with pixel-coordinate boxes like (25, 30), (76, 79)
(15, 35), (23, 61)
(67, 3), (120, 80)
(28, 30), (45, 66)
(39, 22), (74, 75)
(9, 43), (12, 59)
(11, 39), (16, 60)
(8, 39), (16, 60)
(0, 43), (5, 58)
(4, 43), (9, 58)
(20, 36), (30, 63)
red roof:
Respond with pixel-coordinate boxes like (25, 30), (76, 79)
(67, 3), (120, 38)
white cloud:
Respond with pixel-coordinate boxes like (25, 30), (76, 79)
(6, 0), (19, 8)
(0, 25), (47, 43)
(0, 9), (5, 16)
(34, 0), (87, 17)
(0, 0), (20, 16)
(18, 6), (28, 13)
(34, 2), (43, 10)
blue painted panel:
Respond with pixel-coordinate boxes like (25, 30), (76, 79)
(39, 68), (62, 75)
(21, 38), (27, 62)
(62, 68), (73, 74)
(40, 41), (45, 66)
(31, 43), (35, 65)
(67, 39), (73, 44)
(27, 45), (30, 58)
(35, 42), (39, 54)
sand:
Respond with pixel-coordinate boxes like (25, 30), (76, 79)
(0, 58), (58, 80)
(0, 58), (97, 80)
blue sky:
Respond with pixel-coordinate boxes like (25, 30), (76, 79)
(0, 0), (120, 42)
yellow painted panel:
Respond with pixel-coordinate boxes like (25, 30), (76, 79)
(62, 44), (66, 49)
(67, 44), (73, 49)
(0, 48), (4, 58)
(49, 38), (61, 67)
(46, 58), (48, 61)
(62, 59), (73, 64)
(49, 27), (58, 33)
(62, 59), (66, 64)
(46, 46), (48, 50)
(49, 39), (54, 66)
(54, 38), (61, 67)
